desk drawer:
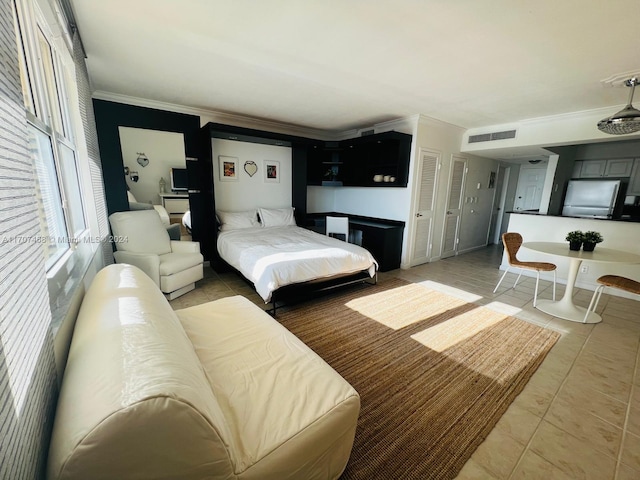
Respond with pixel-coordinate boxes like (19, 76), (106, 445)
(163, 198), (189, 214)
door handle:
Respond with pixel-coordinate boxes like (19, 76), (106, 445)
(446, 211), (453, 215)
(416, 213), (423, 218)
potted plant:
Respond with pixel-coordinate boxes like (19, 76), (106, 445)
(565, 230), (584, 251)
(582, 231), (603, 252)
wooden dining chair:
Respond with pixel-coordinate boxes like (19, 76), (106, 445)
(583, 275), (640, 323)
(493, 232), (557, 307)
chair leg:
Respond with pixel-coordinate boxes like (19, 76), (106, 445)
(514, 270), (524, 289)
(493, 267), (511, 293)
(533, 271), (540, 307)
(583, 285), (605, 323)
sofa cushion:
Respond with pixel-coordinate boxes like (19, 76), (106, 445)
(47, 265), (234, 480)
(176, 296), (360, 479)
(109, 210), (171, 255)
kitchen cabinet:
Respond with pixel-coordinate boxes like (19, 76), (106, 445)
(573, 158), (634, 178)
(628, 159), (640, 196)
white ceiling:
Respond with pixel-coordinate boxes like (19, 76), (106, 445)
(69, 0), (640, 140)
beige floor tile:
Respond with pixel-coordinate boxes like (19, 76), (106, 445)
(615, 462), (640, 480)
(494, 403), (542, 446)
(454, 458), (499, 480)
(470, 427), (526, 479)
(545, 395), (623, 457)
(567, 362), (632, 403)
(510, 450), (574, 480)
(554, 377), (628, 428)
(529, 420), (616, 479)
(620, 431), (640, 472)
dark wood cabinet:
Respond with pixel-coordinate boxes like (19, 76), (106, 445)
(307, 131), (411, 187)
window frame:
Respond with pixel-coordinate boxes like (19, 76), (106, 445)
(13, 0), (91, 276)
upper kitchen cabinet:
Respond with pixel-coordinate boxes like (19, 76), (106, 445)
(573, 158), (634, 178)
(307, 131), (412, 187)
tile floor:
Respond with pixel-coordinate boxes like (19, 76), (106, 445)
(170, 246), (640, 480)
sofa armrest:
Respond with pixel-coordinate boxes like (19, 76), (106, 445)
(113, 251), (161, 286)
(170, 240), (200, 254)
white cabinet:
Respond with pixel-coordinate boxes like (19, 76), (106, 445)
(573, 158), (634, 178)
(604, 158), (634, 177)
(628, 159), (640, 196)
(578, 160), (606, 177)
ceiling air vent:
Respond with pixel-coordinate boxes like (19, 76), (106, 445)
(468, 129), (517, 143)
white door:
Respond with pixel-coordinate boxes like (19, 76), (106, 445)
(410, 149), (440, 266)
(513, 166), (546, 211)
(441, 156), (467, 259)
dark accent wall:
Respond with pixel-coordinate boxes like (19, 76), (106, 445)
(93, 100), (201, 215)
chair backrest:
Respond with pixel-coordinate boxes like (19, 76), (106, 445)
(326, 216), (349, 242)
(109, 210), (172, 255)
(502, 232), (523, 264)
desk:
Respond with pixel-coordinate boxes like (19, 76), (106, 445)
(159, 193), (189, 216)
(522, 242), (640, 323)
(306, 214), (405, 272)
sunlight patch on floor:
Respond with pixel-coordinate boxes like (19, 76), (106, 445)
(417, 280), (483, 303)
(345, 283), (469, 330)
(481, 301), (523, 316)
(411, 306), (509, 353)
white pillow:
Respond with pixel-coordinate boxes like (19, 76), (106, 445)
(126, 191), (137, 203)
(259, 207), (296, 228)
(217, 210), (259, 231)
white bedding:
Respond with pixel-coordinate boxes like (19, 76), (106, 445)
(217, 225), (378, 302)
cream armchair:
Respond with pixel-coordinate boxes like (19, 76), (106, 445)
(109, 210), (204, 299)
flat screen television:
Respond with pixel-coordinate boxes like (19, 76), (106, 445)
(170, 168), (188, 192)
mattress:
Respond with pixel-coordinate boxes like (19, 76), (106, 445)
(217, 225), (377, 302)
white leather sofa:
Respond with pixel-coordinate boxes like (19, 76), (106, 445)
(47, 264), (360, 480)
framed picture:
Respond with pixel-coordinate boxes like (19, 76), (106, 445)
(219, 156), (239, 182)
(488, 171), (496, 189)
(264, 160), (280, 183)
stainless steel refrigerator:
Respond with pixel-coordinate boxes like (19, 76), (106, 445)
(562, 179), (622, 218)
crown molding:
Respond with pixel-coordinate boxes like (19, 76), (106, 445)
(91, 91), (336, 140)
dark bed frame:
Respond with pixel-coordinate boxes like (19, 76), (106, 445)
(216, 257), (377, 316)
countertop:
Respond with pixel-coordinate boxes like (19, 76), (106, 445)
(507, 211), (640, 223)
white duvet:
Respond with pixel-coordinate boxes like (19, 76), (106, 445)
(217, 225), (378, 302)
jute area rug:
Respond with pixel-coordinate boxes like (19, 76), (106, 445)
(277, 278), (560, 480)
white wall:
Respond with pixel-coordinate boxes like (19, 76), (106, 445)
(119, 127), (186, 204)
(213, 138), (292, 211)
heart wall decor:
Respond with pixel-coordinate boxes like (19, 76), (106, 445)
(244, 161), (258, 177)
(136, 152), (149, 167)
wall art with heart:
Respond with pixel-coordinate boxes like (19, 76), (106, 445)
(136, 152), (149, 167)
(244, 161), (258, 177)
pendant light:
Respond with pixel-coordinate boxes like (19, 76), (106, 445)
(597, 77), (640, 135)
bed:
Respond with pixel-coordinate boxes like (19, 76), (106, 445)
(216, 208), (378, 313)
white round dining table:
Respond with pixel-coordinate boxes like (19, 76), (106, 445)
(522, 242), (640, 323)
